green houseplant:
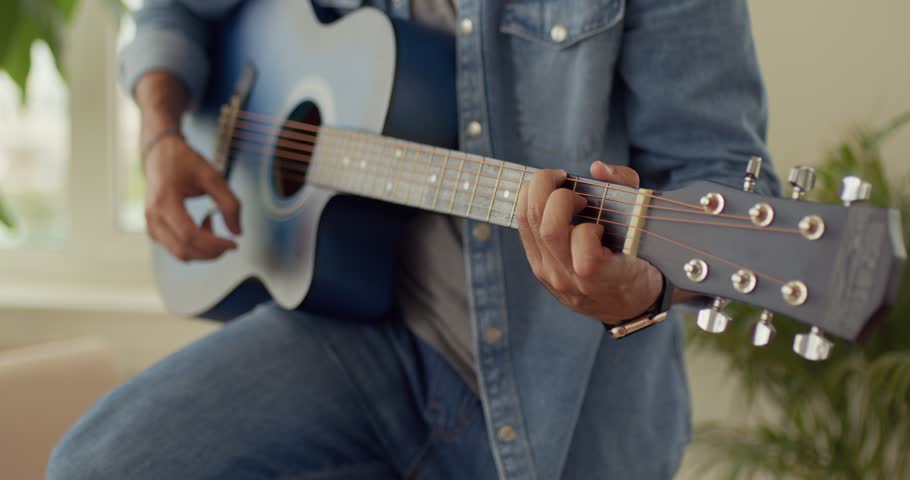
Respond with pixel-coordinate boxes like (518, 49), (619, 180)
(686, 111), (910, 479)
(0, 0), (83, 230)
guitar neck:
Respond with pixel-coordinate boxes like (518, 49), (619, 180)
(307, 128), (650, 254)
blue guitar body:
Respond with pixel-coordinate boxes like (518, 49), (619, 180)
(153, 0), (457, 321)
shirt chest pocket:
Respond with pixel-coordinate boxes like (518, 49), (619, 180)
(499, 0), (625, 48)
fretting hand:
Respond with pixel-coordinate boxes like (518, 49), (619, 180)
(516, 161), (664, 326)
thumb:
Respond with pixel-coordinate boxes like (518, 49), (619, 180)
(589, 161), (640, 188)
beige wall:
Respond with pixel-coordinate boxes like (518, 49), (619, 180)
(750, 1), (910, 179)
(679, 3), (909, 478)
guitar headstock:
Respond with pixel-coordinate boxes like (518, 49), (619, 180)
(638, 160), (906, 360)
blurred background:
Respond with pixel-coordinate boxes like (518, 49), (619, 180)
(0, 1), (907, 479)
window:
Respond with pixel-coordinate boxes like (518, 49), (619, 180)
(116, 7), (145, 232)
(0, 43), (69, 247)
(0, 1), (162, 312)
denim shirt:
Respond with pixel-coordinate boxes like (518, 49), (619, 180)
(122, 1), (780, 478)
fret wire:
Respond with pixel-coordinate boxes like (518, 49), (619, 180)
(328, 132), (345, 188)
(595, 183), (609, 224)
(248, 119), (666, 210)
(487, 161), (504, 222)
(356, 134), (375, 196)
(340, 133), (354, 190)
(371, 137), (395, 198)
(432, 150), (449, 210)
(310, 134), (638, 230)
(349, 132), (372, 196)
(343, 132), (360, 194)
(385, 140), (401, 199)
(417, 146), (435, 208)
(344, 131), (365, 195)
(449, 156), (466, 212)
(466, 157), (484, 217)
(403, 141), (419, 206)
(508, 166), (527, 227)
(264, 144), (644, 237)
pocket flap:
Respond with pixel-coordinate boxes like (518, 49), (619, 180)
(500, 0), (625, 48)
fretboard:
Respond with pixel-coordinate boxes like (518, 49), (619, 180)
(306, 128), (648, 253)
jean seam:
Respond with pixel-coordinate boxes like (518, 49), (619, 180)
(311, 325), (395, 466)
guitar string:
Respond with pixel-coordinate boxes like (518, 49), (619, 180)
(235, 110), (710, 213)
(234, 127), (762, 222)
(227, 128), (801, 235)
(228, 142), (787, 285)
(230, 122), (765, 224)
(235, 112), (707, 212)
(575, 212), (787, 285)
(229, 141), (802, 235)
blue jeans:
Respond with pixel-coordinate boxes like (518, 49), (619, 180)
(47, 303), (498, 479)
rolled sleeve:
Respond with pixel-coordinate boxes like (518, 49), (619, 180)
(118, 1), (234, 108)
(120, 29), (210, 107)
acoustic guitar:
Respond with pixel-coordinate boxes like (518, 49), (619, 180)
(152, 0), (905, 360)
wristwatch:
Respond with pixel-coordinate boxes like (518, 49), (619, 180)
(607, 274), (674, 339)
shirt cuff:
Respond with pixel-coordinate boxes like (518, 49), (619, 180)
(119, 29), (210, 110)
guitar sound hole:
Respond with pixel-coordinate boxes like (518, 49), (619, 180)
(273, 101), (321, 199)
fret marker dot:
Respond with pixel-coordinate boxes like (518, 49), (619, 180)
(462, 181), (471, 191)
(395, 149), (403, 158)
(503, 190), (511, 199)
(386, 182), (393, 192)
(342, 157), (350, 166)
(359, 160), (366, 169)
(429, 174), (438, 184)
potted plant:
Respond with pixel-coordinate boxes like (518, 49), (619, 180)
(686, 111), (910, 479)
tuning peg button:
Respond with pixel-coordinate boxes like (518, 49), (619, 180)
(788, 166), (817, 199)
(751, 310), (776, 347)
(793, 327), (833, 361)
(840, 176), (872, 206)
(697, 297), (731, 334)
(743, 156), (762, 192)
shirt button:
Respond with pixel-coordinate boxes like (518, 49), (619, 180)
(472, 223), (491, 241)
(483, 327), (502, 345)
(466, 120), (483, 138)
(460, 18), (474, 35)
(498, 425), (517, 443)
(550, 24), (568, 43)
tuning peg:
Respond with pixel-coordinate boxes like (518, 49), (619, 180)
(742, 156), (762, 192)
(840, 176), (872, 206)
(697, 297), (731, 333)
(750, 310), (776, 347)
(793, 326), (833, 361)
(788, 166), (816, 200)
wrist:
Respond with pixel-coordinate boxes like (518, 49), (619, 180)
(141, 127), (184, 168)
(605, 273), (674, 338)
(135, 71), (188, 138)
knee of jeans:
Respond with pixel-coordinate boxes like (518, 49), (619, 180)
(46, 429), (107, 480)
(46, 404), (143, 480)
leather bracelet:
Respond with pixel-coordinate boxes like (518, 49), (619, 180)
(606, 274), (674, 339)
(141, 127), (183, 164)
